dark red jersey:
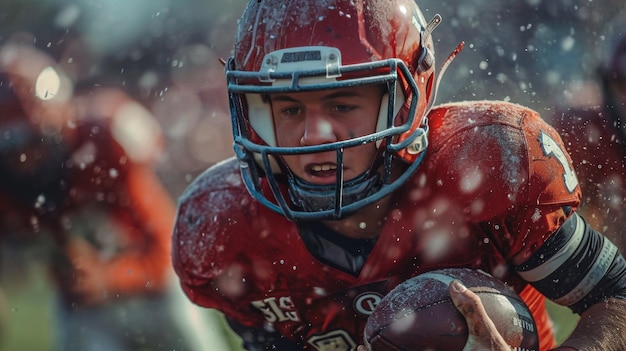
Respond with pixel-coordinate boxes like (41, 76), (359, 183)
(173, 100), (581, 351)
(551, 106), (625, 250)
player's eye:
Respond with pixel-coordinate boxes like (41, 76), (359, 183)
(280, 106), (303, 116)
(330, 104), (356, 113)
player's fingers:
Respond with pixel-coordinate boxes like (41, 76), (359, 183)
(449, 280), (488, 332)
(449, 280), (510, 351)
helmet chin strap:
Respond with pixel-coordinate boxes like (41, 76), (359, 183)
(284, 138), (388, 219)
(287, 170), (382, 219)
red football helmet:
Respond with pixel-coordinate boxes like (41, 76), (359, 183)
(227, 0), (441, 220)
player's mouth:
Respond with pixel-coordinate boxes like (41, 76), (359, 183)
(305, 163), (338, 182)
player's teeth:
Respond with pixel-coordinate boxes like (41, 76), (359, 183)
(312, 164), (336, 172)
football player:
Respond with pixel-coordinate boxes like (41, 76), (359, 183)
(0, 42), (195, 351)
(172, 0), (626, 350)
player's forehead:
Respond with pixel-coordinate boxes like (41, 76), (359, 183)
(267, 84), (384, 103)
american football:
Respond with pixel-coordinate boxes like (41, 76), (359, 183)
(363, 268), (539, 351)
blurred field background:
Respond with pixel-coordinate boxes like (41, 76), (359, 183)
(1, 255), (55, 351)
(0, 246), (247, 351)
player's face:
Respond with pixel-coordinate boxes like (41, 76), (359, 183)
(269, 85), (384, 185)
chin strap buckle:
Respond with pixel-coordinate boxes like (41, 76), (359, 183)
(406, 124), (429, 155)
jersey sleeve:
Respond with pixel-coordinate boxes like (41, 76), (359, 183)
(508, 106), (582, 261)
(171, 159), (270, 327)
(426, 101), (581, 262)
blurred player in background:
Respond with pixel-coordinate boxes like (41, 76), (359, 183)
(0, 41), (206, 351)
(172, 0), (626, 350)
(551, 15), (625, 253)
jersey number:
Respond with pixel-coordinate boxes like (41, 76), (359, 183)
(251, 296), (300, 323)
(539, 131), (578, 193)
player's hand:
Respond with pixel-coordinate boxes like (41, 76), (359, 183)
(449, 279), (511, 351)
(358, 280), (513, 351)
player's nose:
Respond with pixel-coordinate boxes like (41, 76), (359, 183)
(300, 111), (338, 146)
